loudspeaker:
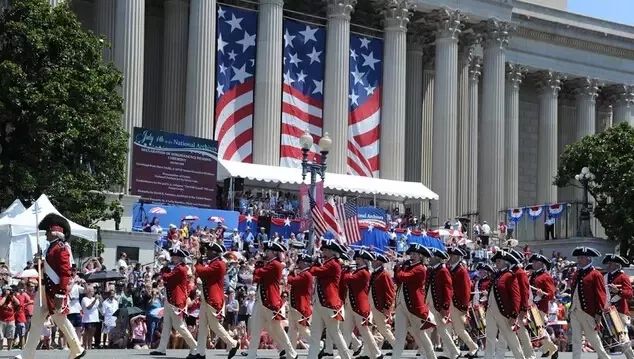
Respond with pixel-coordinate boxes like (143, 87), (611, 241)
(257, 215), (271, 234)
(223, 177), (244, 192)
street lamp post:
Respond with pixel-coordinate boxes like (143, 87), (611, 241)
(300, 130), (332, 254)
(575, 166), (595, 237)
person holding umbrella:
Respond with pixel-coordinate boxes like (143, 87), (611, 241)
(14, 213), (85, 359)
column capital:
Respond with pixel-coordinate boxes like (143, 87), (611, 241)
(384, 0), (413, 31)
(605, 84), (634, 105)
(571, 78), (602, 100)
(459, 32), (480, 64)
(481, 19), (514, 49)
(535, 71), (566, 96)
(469, 57), (482, 82)
(260, 0), (284, 5)
(505, 63), (526, 89)
(327, 0), (356, 20)
(430, 8), (465, 41)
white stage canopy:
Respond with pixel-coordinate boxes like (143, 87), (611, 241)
(217, 160), (439, 202)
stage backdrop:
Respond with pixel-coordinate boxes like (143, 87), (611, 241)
(131, 127), (218, 208)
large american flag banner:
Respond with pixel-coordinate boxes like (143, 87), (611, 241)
(280, 18), (326, 168)
(347, 34), (383, 177)
(214, 5), (257, 162)
(337, 197), (362, 244)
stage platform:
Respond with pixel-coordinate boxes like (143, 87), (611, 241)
(0, 349), (622, 358)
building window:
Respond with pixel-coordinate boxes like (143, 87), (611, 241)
(116, 246), (139, 264)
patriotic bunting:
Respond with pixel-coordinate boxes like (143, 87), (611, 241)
(509, 208), (524, 222)
(547, 203), (565, 218)
(528, 206), (544, 220)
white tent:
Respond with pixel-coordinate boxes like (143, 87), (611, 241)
(0, 199), (26, 220)
(0, 194), (98, 274)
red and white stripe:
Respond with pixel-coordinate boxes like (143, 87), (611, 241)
(347, 90), (380, 177)
(280, 84), (323, 167)
(215, 79), (254, 163)
(322, 199), (340, 237)
(337, 202), (361, 245)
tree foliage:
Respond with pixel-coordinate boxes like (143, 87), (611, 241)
(0, 0), (127, 244)
(555, 123), (634, 258)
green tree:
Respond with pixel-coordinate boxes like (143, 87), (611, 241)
(0, 0), (128, 255)
(555, 123), (634, 258)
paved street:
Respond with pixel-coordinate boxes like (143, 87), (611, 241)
(0, 350), (627, 358)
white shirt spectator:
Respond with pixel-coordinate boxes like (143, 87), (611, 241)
(244, 297), (255, 316)
(481, 223), (491, 235)
(151, 224), (163, 234)
(545, 217), (555, 226)
(117, 258), (128, 270)
(81, 297), (100, 323)
(101, 297), (119, 328)
(68, 283), (84, 314)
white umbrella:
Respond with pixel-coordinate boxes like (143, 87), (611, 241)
(208, 216), (224, 223)
(149, 207), (167, 215)
(14, 269), (39, 279)
(182, 215), (199, 221)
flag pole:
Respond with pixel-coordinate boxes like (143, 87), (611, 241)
(34, 201), (43, 305)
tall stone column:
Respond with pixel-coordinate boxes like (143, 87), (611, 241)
(467, 58), (481, 216)
(596, 100), (613, 132)
(536, 71), (565, 204)
(421, 61), (435, 219)
(323, 0), (356, 174)
(160, 0), (189, 134)
(574, 78), (600, 139)
(252, 0), (284, 165)
(456, 36), (476, 216)
(380, 0), (410, 180)
(115, 0), (145, 191)
(404, 36), (424, 182)
(185, 0), (216, 139)
(478, 19), (511, 224)
(96, 0), (116, 62)
(142, 5), (163, 130)
(504, 64), (525, 209)
(610, 85), (634, 125)
(431, 9), (462, 223)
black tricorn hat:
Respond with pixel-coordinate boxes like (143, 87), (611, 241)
(602, 254), (630, 267)
(529, 253), (552, 270)
(38, 213), (71, 239)
(572, 246), (601, 257)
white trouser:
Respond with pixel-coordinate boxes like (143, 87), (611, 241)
(324, 301), (361, 353)
(247, 300), (297, 359)
(307, 303), (350, 359)
(20, 288), (83, 359)
(156, 304), (197, 354)
(427, 301), (460, 358)
(391, 302), (436, 359)
(370, 302), (395, 347)
(288, 307), (311, 349)
(517, 317), (535, 359)
(570, 308), (610, 359)
(484, 297), (526, 359)
(350, 311), (381, 359)
(195, 300), (237, 355)
(450, 303), (478, 353)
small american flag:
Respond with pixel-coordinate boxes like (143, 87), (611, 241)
(337, 198), (361, 244)
(310, 195), (329, 238)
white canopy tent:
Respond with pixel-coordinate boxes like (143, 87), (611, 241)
(0, 194), (98, 274)
(0, 199), (26, 220)
(217, 160), (439, 202)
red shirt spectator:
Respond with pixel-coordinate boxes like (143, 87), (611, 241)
(0, 295), (18, 323)
(14, 292), (29, 323)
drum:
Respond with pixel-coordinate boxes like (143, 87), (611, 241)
(525, 305), (546, 342)
(467, 304), (487, 340)
(600, 306), (628, 349)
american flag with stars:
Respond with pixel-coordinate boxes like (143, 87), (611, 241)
(214, 5), (257, 163)
(347, 34), (383, 177)
(336, 197), (362, 244)
(280, 18), (326, 168)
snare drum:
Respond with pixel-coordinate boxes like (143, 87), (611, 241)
(600, 306), (628, 349)
(467, 304), (487, 340)
(525, 305), (546, 342)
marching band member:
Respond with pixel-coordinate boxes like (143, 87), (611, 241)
(342, 249), (383, 359)
(508, 249), (535, 359)
(392, 243), (437, 359)
(602, 254), (634, 359)
(447, 247), (479, 358)
(286, 253), (314, 350)
(151, 248), (198, 358)
(370, 252), (396, 349)
(16, 214), (85, 359)
(193, 242), (239, 359)
(569, 246), (610, 359)
(246, 241), (297, 359)
(427, 248), (460, 359)
(307, 239), (351, 359)
(485, 250), (526, 359)
(472, 263), (493, 308)
(529, 253), (559, 359)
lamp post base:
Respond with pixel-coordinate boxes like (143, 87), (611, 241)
(577, 208), (593, 237)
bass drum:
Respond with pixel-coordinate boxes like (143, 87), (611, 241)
(601, 306), (628, 349)
(467, 304), (487, 340)
(525, 305), (546, 342)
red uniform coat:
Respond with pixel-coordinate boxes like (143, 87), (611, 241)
(195, 257), (226, 312)
(394, 262), (431, 321)
(253, 258), (284, 318)
(343, 267), (371, 320)
(310, 258), (344, 320)
(370, 267), (396, 312)
(339, 269), (350, 303)
(513, 266), (530, 312)
(529, 269), (556, 314)
(606, 270), (633, 315)
(162, 262), (190, 309)
(43, 239), (72, 314)
(426, 264), (453, 313)
(572, 266), (607, 316)
(287, 269), (313, 324)
(450, 262), (471, 312)
(491, 269), (520, 319)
